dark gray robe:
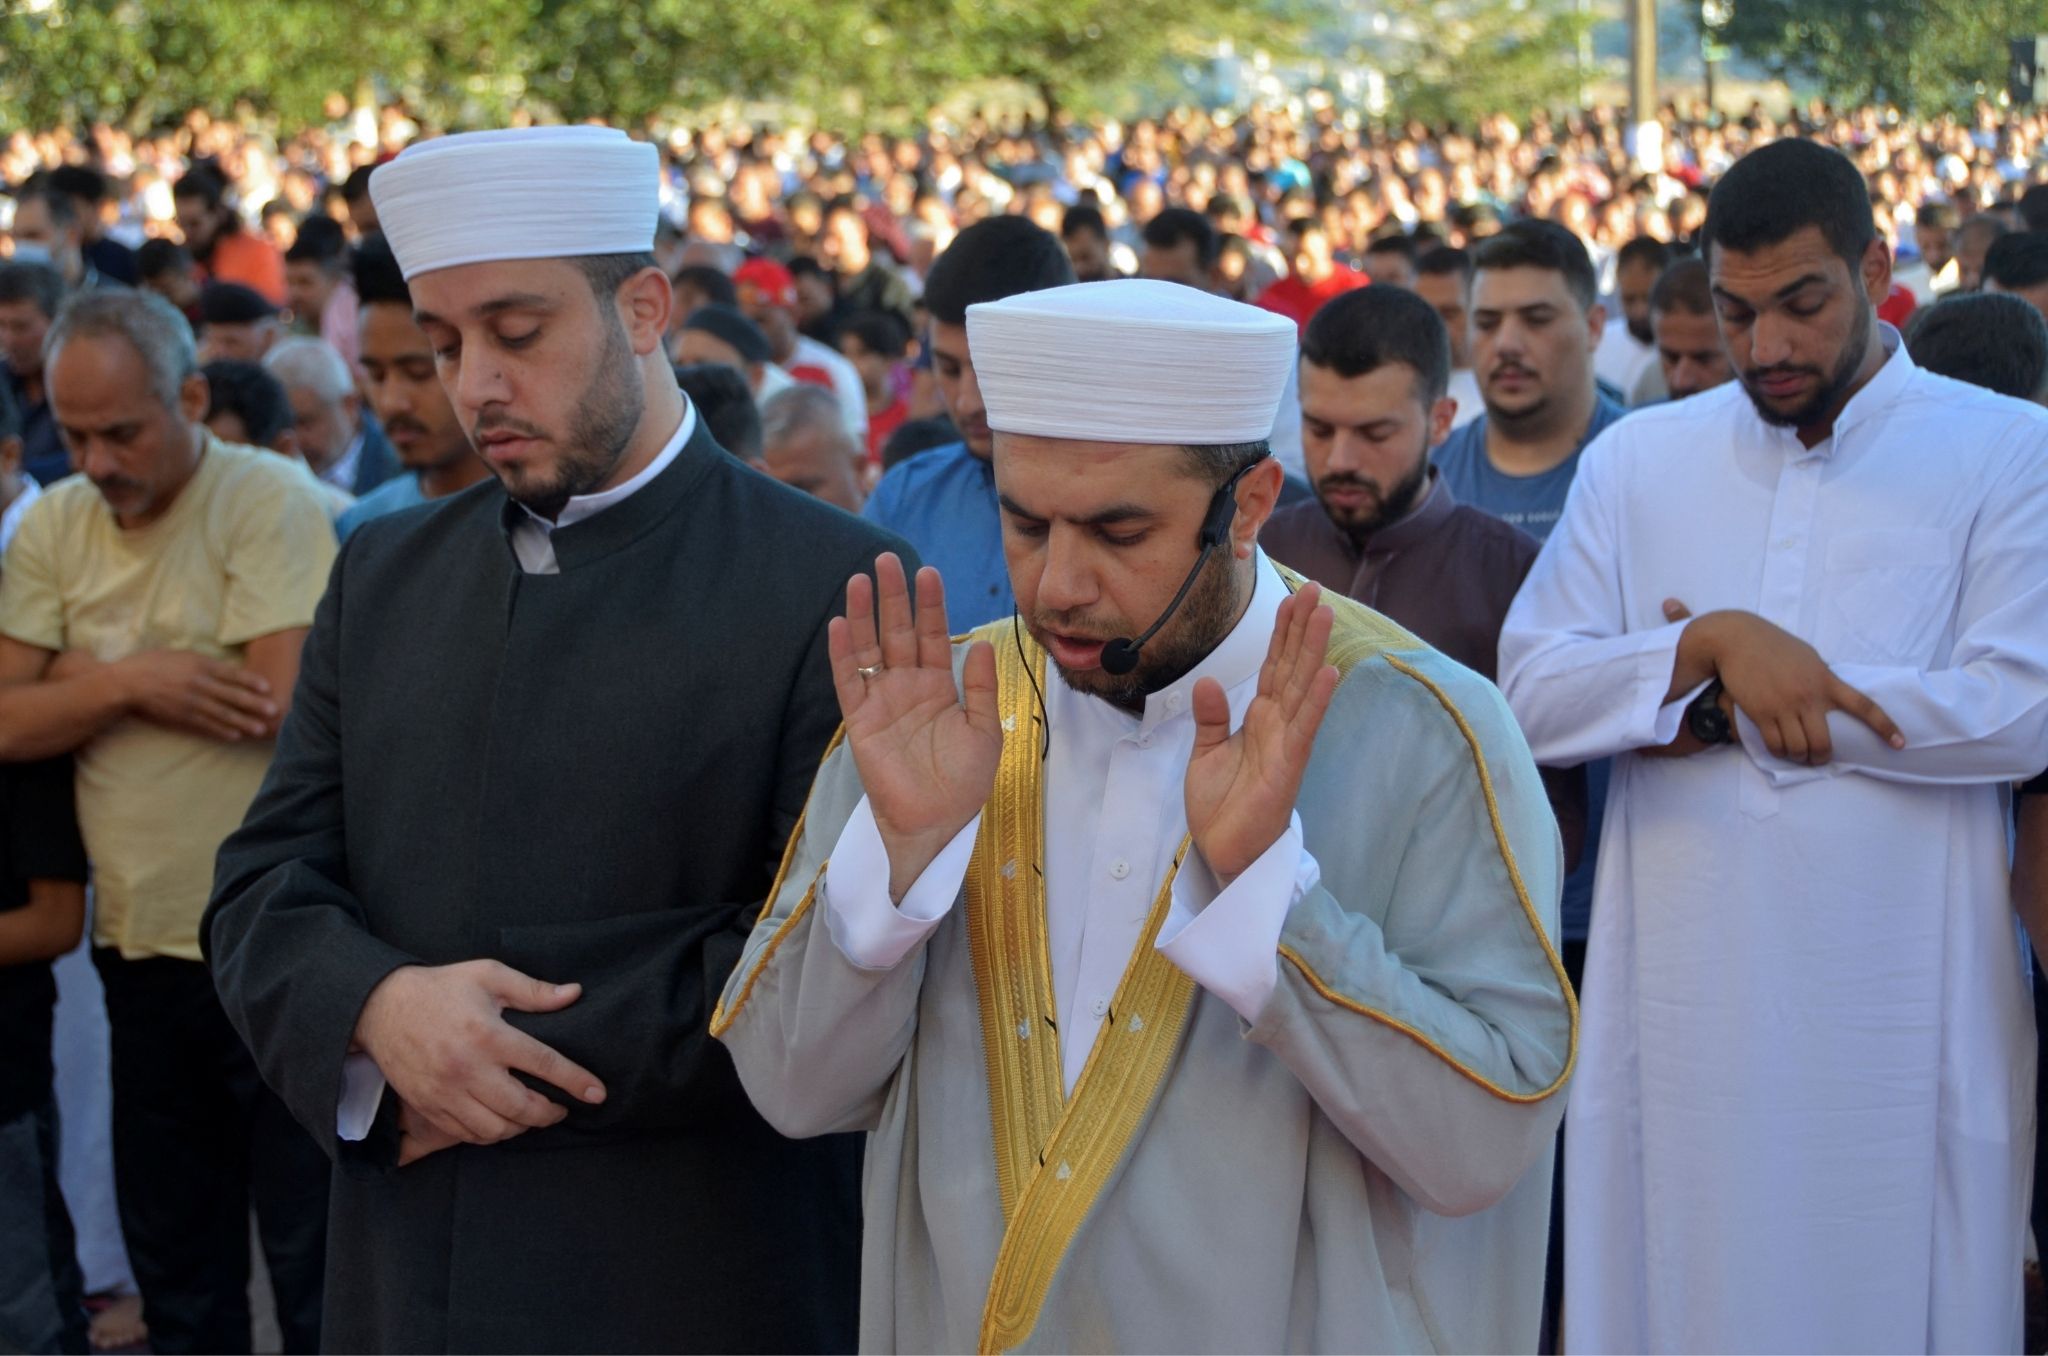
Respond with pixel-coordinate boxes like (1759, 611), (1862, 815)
(204, 418), (909, 1353)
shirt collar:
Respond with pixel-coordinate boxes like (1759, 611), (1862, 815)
(1359, 467), (1454, 554)
(1751, 323), (1911, 458)
(516, 399), (698, 535)
(321, 426), (366, 490)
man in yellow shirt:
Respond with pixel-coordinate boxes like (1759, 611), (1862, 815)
(0, 289), (335, 1354)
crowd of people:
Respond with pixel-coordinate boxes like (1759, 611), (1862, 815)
(0, 88), (2045, 1356)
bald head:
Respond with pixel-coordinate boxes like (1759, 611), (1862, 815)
(760, 384), (865, 512)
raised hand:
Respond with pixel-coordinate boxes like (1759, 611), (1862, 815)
(828, 553), (1002, 901)
(1185, 582), (1340, 883)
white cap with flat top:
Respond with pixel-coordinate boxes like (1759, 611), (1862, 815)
(368, 126), (660, 281)
(965, 278), (1298, 445)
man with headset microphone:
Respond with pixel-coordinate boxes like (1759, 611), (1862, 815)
(715, 280), (1574, 1353)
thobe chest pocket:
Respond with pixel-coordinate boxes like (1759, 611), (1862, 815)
(1821, 528), (1961, 663)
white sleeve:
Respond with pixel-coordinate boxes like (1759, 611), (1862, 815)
(337, 1052), (386, 1142)
(1735, 445), (2048, 787)
(1499, 431), (1695, 762)
(1157, 813), (1321, 1023)
(820, 796), (978, 971)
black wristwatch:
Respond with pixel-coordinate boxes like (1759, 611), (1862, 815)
(1686, 678), (1735, 746)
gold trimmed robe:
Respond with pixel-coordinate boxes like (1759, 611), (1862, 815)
(715, 593), (1575, 1353)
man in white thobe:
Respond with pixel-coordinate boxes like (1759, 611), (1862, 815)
(1501, 138), (2048, 1353)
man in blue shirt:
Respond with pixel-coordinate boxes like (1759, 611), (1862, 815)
(863, 218), (1074, 630)
(1434, 219), (1625, 546)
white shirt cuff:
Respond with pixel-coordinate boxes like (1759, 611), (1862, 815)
(1653, 679), (1713, 746)
(1157, 812), (1320, 1024)
(821, 796), (977, 971)
(337, 1051), (386, 1142)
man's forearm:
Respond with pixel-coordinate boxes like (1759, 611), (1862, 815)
(0, 667), (132, 760)
(2012, 796), (2048, 971)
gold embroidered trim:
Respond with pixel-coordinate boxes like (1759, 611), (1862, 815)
(708, 725), (846, 1037)
(965, 631), (1065, 1218)
(977, 850), (1197, 1354)
(1272, 652), (1577, 1102)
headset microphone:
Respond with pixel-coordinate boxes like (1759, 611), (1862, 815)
(1099, 454), (1268, 677)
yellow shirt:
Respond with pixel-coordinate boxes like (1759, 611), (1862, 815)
(0, 437), (337, 959)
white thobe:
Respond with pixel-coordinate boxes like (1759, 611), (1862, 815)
(1499, 334), (2048, 1353)
(822, 555), (1315, 1093)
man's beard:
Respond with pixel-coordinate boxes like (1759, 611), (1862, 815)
(489, 313), (645, 520)
(1627, 312), (1654, 344)
(1034, 552), (1247, 713)
(1315, 456), (1430, 545)
(1738, 302), (1872, 431)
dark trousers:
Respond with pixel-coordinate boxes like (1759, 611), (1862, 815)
(93, 951), (328, 1355)
(0, 1097), (88, 1354)
(1539, 938), (1589, 1355)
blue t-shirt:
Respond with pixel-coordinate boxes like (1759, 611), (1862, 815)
(1432, 393), (1627, 942)
(862, 442), (1013, 631)
(1430, 394), (1627, 543)
(337, 472), (426, 541)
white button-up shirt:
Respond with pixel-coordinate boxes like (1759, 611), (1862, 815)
(824, 554), (1320, 1094)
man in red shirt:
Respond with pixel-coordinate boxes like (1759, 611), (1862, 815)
(173, 167), (287, 307)
(1256, 217), (1370, 333)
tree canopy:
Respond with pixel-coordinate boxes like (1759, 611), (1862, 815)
(1704, 0), (2048, 109)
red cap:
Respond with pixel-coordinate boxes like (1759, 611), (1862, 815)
(734, 257), (797, 309)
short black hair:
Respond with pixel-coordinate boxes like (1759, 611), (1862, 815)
(1702, 139), (1875, 270)
(575, 252), (658, 303)
(1985, 231), (2048, 291)
(1363, 233), (1418, 264)
(285, 215), (349, 269)
(922, 217), (1074, 327)
(837, 308), (910, 357)
(1905, 292), (2048, 400)
(672, 362), (763, 461)
(1916, 201), (1962, 232)
(881, 415), (958, 470)
(1061, 204), (1108, 242)
(137, 238), (194, 284)
(202, 359), (294, 446)
(0, 261), (64, 319)
(351, 232), (410, 307)
(173, 163), (228, 209)
(1960, 213), (2013, 250)
(681, 305), (772, 364)
(1473, 219), (1598, 310)
(340, 166), (377, 205)
(2019, 184), (2048, 234)
(1616, 235), (1672, 275)
(1142, 208), (1219, 269)
(44, 165), (109, 207)
(1649, 256), (1713, 316)
(1285, 215), (1324, 240)
(672, 263), (739, 308)
(1301, 284), (1452, 405)
(1415, 244), (1472, 283)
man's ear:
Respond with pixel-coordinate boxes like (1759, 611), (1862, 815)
(1586, 300), (1608, 347)
(1427, 395), (1457, 448)
(0, 434), (22, 478)
(179, 370), (211, 425)
(1860, 237), (1893, 306)
(619, 266), (674, 358)
(1231, 455), (1288, 556)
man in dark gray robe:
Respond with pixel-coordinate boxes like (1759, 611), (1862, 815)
(205, 125), (906, 1353)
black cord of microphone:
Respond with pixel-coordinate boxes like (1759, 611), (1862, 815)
(1099, 453), (1268, 678)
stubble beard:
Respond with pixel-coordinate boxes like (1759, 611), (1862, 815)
(497, 313), (645, 520)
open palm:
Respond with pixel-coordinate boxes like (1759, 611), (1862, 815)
(829, 554), (1002, 887)
(1184, 582), (1339, 882)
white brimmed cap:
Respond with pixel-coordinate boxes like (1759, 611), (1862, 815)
(369, 127), (659, 281)
(965, 279), (1298, 444)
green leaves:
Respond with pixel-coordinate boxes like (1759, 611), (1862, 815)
(1706, 0), (2048, 108)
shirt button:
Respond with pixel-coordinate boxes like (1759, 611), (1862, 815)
(1136, 734), (1152, 749)
(1775, 537), (1796, 549)
(1166, 692), (1187, 714)
(1091, 997), (1108, 1018)
(1109, 859), (1131, 880)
